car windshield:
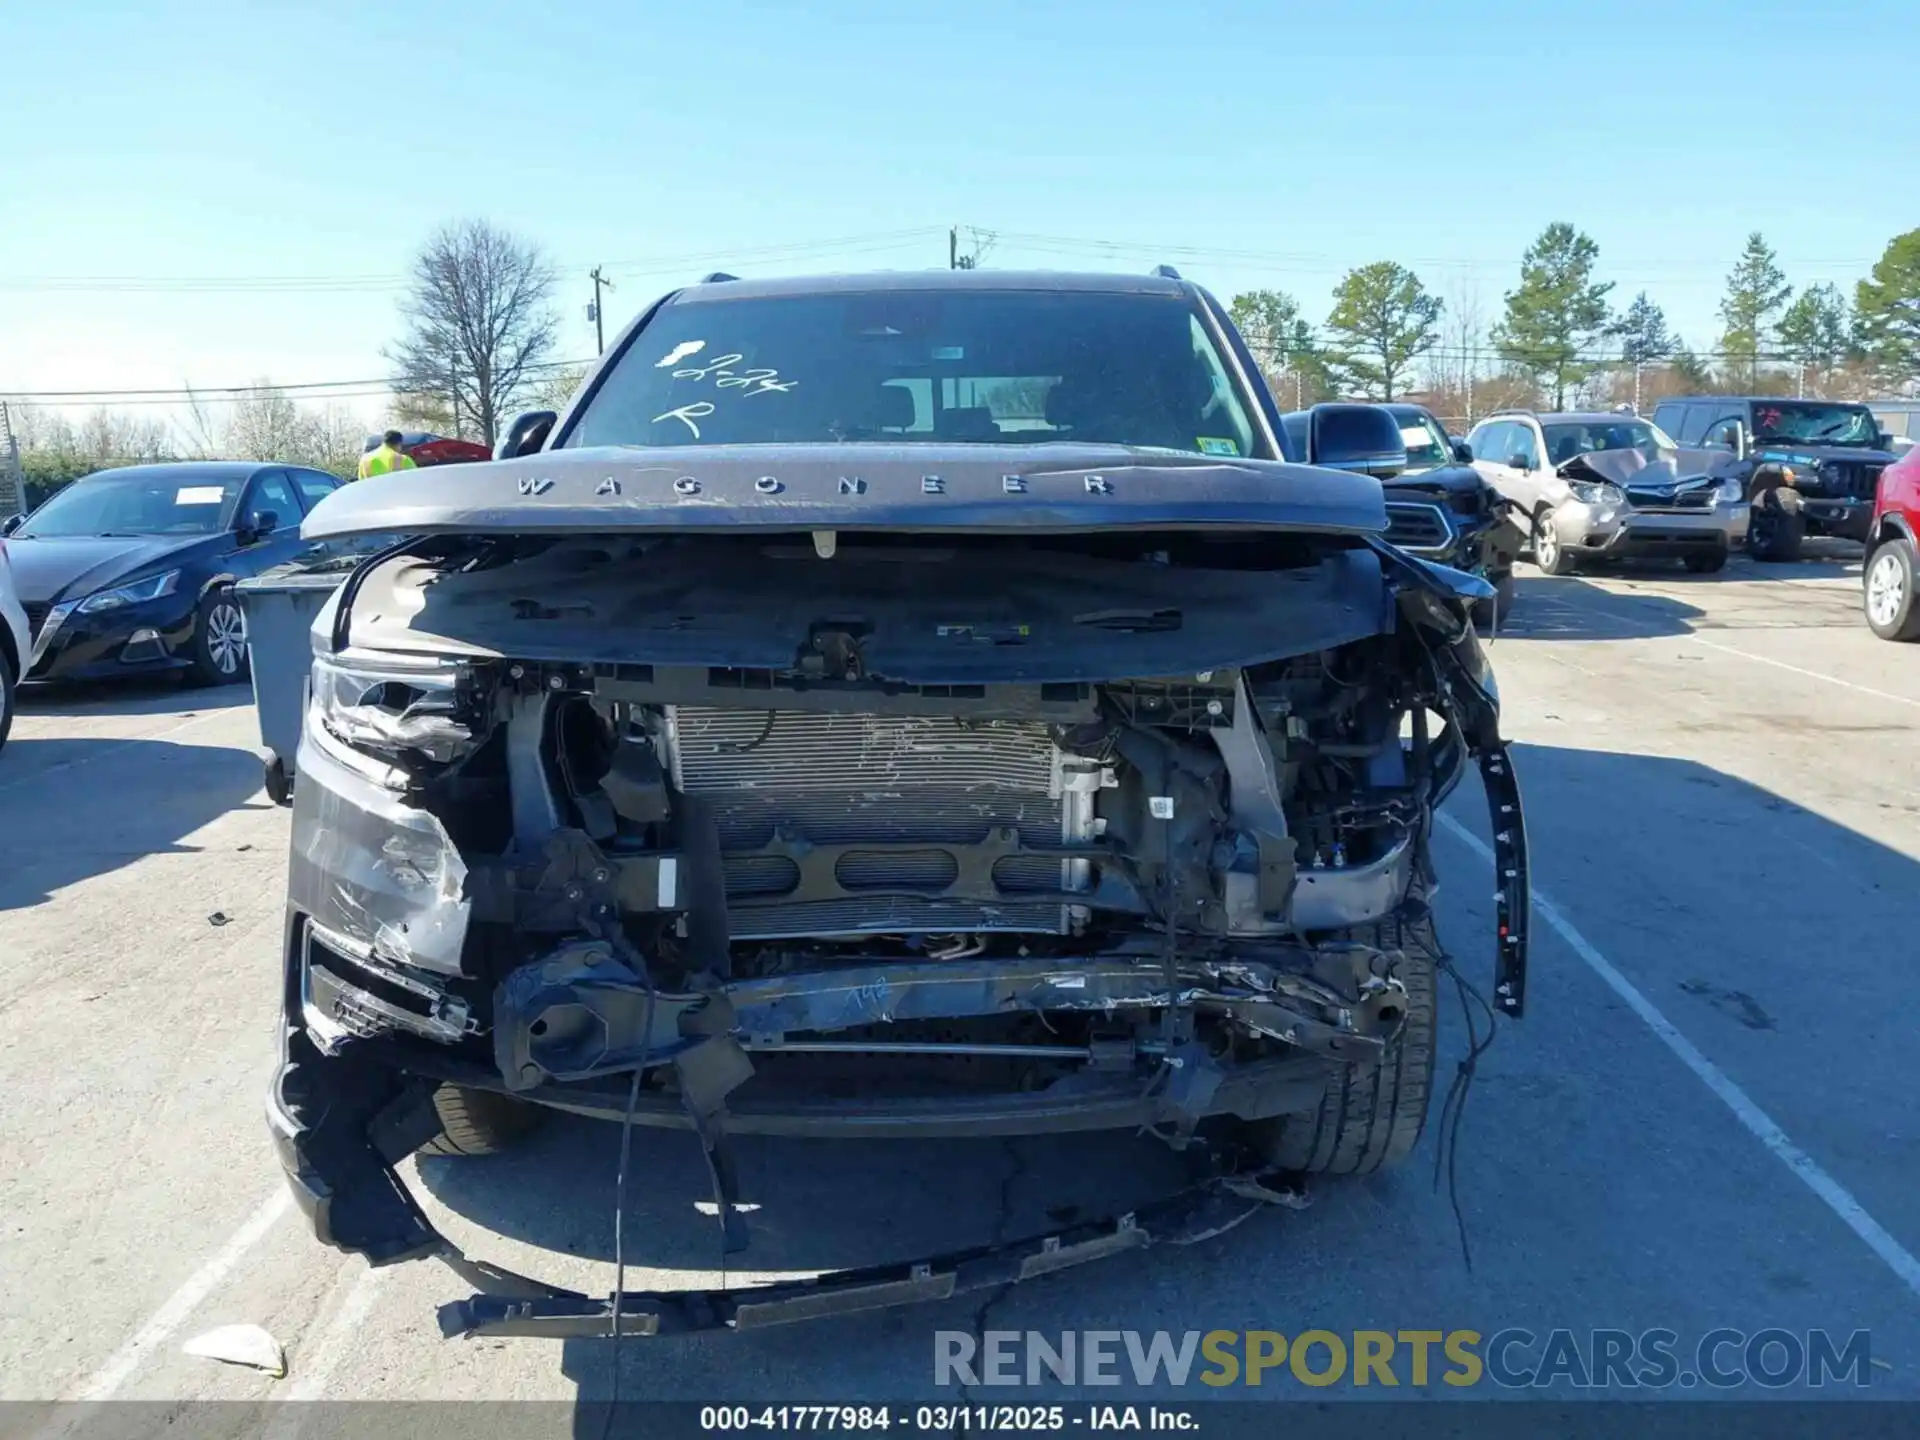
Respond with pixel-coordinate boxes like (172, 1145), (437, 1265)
(563, 287), (1260, 458)
(16, 471), (242, 538)
(1750, 401), (1878, 446)
(1541, 420), (1676, 466)
(1396, 413), (1452, 469)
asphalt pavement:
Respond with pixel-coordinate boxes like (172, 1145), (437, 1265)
(2, 550), (1918, 1426)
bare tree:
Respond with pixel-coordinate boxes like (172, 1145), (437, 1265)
(388, 220), (560, 447)
(224, 380), (312, 461)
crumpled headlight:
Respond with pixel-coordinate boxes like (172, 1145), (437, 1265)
(1566, 479), (1626, 524)
(1714, 477), (1745, 504)
(1566, 480), (1625, 507)
(309, 652), (475, 766)
(76, 569), (180, 613)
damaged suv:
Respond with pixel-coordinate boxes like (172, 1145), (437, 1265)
(269, 270), (1530, 1338)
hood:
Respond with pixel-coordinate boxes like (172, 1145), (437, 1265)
(1383, 462), (1488, 499)
(1559, 450), (1722, 508)
(2, 533), (206, 605)
(300, 443), (1388, 541)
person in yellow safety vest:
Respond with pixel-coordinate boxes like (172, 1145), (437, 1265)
(357, 430), (419, 481)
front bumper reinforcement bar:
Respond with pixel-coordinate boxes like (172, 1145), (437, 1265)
(436, 1169), (1299, 1340)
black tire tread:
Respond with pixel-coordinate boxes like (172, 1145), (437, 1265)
(1253, 907), (1439, 1175)
(422, 1085), (543, 1157)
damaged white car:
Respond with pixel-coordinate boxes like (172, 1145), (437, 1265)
(265, 269), (1530, 1338)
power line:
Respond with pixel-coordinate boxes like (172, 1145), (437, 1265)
(2, 357), (591, 403)
(0, 228), (950, 294)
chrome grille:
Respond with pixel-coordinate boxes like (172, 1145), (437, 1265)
(1384, 501), (1453, 553)
(671, 707), (1074, 938)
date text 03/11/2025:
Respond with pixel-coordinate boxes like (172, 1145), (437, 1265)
(699, 1405), (1198, 1432)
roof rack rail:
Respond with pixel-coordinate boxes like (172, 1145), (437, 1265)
(699, 271), (739, 284)
(1151, 264), (1182, 280)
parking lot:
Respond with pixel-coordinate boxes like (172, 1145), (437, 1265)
(3, 551), (1919, 1419)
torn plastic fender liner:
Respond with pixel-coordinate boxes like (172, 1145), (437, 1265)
(436, 1176), (1273, 1340)
(1376, 552), (1531, 1019)
(1480, 744), (1530, 1018)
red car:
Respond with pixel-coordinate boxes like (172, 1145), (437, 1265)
(359, 432), (492, 467)
(1864, 446), (1920, 641)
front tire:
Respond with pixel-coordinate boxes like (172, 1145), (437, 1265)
(188, 587), (249, 685)
(1684, 545), (1729, 574)
(1243, 906), (1438, 1175)
(421, 1085), (545, 1157)
(1747, 503), (1805, 563)
(1533, 508), (1578, 576)
(1865, 539), (1920, 642)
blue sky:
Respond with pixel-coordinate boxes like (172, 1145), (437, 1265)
(2, 0), (1914, 422)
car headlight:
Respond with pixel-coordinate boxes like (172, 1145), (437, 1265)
(1715, 478), (1745, 504)
(76, 569), (180, 613)
(1566, 480), (1624, 507)
(309, 651), (477, 768)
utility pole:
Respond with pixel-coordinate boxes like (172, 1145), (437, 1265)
(949, 227), (959, 270)
(589, 265), (614, 354)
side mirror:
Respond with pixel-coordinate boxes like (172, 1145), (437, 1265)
(1, 514), (22, 537)
(244, 510), (279, 541)
(1451, 439), (1473, 464)
(1306, 403), (1409, 478)
(496, 410), (557, 461)
(1508, 452), (1533, 473)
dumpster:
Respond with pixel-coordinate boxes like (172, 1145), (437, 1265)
(236, 563), (349, 806)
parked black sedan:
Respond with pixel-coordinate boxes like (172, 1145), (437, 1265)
(2, 461), (347, 685)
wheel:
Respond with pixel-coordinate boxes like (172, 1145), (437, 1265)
(188, 587), (250, 685)
(1746, 504), (1805, 563)
(1532, 508), (1578, 576)
(1241, 905), (1438, 1175)
(1684, 545), (1729, 574)
(1864, 539), (1920, 642)
(421, 1085), (545, 1157)
(0, 648), (14, 756)
(262, 755), (294, 806)
(1469, 570), (1517, 631)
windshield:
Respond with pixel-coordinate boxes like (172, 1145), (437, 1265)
(564, 288), (1260, 459)
(1750, 401), (1879, 446)
(1395, 413), (1452, 469)
(1541, 420), (1676, 467)
(17, 471), (241, 539)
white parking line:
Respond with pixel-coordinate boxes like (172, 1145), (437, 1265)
(1438, 811), (1920, 1301)
(1686, 634), (1920, 710)
(70, 1187), (291, 1401)
(266, 1261), (388, 1428)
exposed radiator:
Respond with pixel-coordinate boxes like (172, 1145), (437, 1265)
(668, 707), (1089, 939)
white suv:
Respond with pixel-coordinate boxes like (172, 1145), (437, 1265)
(1465, 410), (1747, 575)
(0, 533), (28, 753)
